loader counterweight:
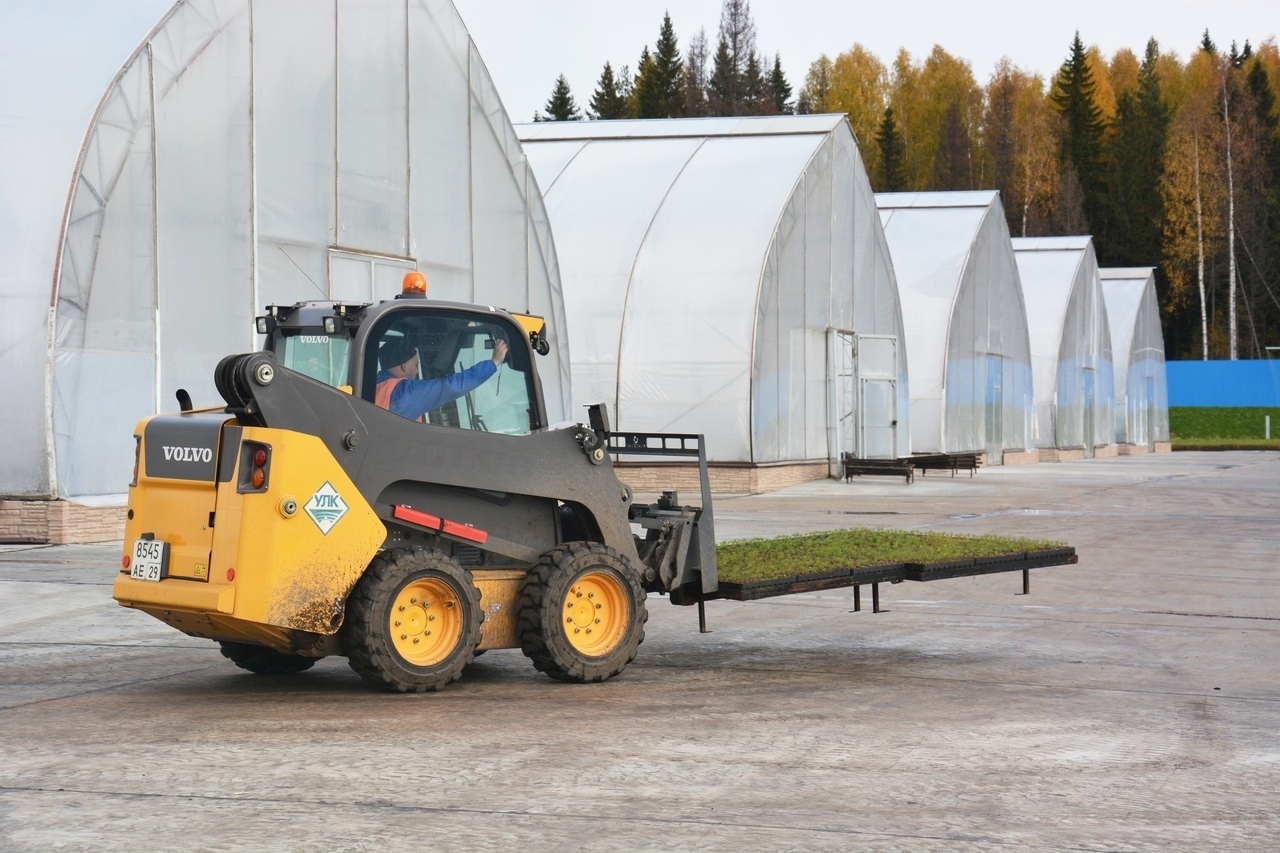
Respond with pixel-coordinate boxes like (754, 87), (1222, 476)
(115, 416), (385, 655)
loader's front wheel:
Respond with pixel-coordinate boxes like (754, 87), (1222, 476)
(342, 548), (483, 693)
(517, 543), (647, 683)
(218, 641), (318, 675)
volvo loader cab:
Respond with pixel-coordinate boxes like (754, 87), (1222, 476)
(114, 276), (716, 692)
(261, 295), (550, 435)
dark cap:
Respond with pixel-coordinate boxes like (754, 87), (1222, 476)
(378, 336), (416, 370)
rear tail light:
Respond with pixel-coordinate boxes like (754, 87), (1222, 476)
(238, 442), (272, 493)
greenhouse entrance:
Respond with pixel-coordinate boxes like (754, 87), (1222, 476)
(831, 331), (899, 464)
(857, 335), (899, 459)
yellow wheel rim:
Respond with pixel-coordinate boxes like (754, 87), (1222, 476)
(563, 570), (630, 656)
(390, 577), (464, 667)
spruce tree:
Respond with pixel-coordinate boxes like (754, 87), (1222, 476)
(708, 34), (736, 115)
(769, 53), (793, 115)
(876, 106), (907, 191)
(1051, 32), (1106, 233)
(1246, 58), (1280, 345)
(1228, 40), (1252, 68)
(741, 51), (765, 115)
(589, 62), (627, 120)
(931, 100), (973, 190)
(539, 74), (582, 122)
(1101, 38), (1170, 265)
(652, 12), (684, 117)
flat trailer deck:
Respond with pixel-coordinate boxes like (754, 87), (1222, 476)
(703, 547), (1076, 623)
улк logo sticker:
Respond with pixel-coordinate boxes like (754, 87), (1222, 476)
(304, 482), (348, 534)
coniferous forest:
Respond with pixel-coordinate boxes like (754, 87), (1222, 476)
(536, 1), (1280, 361)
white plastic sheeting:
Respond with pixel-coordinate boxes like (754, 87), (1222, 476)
(1, 0), (568, 499)
(876, 192), (1033, 461)
(518, 116), (909, 470)
(1100, 268), (1170, 446)
(1012, 237), (1115, 453)
(0, 0), (174, 499)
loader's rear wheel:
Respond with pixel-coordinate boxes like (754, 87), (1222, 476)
(517, 543), (647, 683)
(341, 548), (482, 693)
(218, 641), (318, 675)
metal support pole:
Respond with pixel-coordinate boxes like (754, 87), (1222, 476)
(698, 597), (708, 634)
(853, 584), (861, 612)
(1019, 568), (1030, 596)
(872, 582), (882, 613)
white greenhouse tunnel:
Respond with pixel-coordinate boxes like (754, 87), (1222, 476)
(518, 115), (910, 476)
(876, 192), (1034, 464)
(0, 0), (568, 500)
(1099, 268), (1171, 448)
(1012, 236), (1116, 456)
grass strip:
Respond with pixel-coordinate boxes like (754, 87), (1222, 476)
(1170, 407), (1280, 445)
(1172, 437), (1280, 450)
(715, 528), (1066, 585)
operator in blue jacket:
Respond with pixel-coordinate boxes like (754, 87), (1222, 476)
(374, 335), (508, 420)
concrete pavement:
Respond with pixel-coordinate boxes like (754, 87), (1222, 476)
(1, 451), (1277, 851)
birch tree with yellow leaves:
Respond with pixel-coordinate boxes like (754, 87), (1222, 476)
(984, 59), (1059, 236)
(823, 45), (889, 179)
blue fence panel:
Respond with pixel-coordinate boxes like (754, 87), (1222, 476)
(1167, 360), (1280, 406)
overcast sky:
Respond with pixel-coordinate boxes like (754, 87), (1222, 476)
(451, 0), (1278, 122)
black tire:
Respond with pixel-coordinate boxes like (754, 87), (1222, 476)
(341, 548), (483, 693)
(218, 641), (318, 675)
(517, 543), (647, 683)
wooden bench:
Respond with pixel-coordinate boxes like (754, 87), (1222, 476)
(909, 452), (982, 477)
(841, 455), (915, 484)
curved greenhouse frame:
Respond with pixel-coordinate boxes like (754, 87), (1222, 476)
(1013, 237), (1115, 457)
(2, 0), (567, 501)
(876, 192), (1033, 464)
(518, 116), (909, 483)
(1100, 268), (1170, 450)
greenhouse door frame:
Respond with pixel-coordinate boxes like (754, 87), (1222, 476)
(328, 249), (418, 302)
(854, 334), (898, 459)
(828, 330), (898, 472)
(829, 330), (856, 477)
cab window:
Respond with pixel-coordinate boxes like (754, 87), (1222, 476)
(365, 309), (536, 435)
(279, 333), (351, 387)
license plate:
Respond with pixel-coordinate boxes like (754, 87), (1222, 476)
(130, 538), (169, 582)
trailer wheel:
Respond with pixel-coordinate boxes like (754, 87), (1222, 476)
(218, 641), (318, 675)
(517, 543), (647, 683)
(341, 548), (483, 693)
